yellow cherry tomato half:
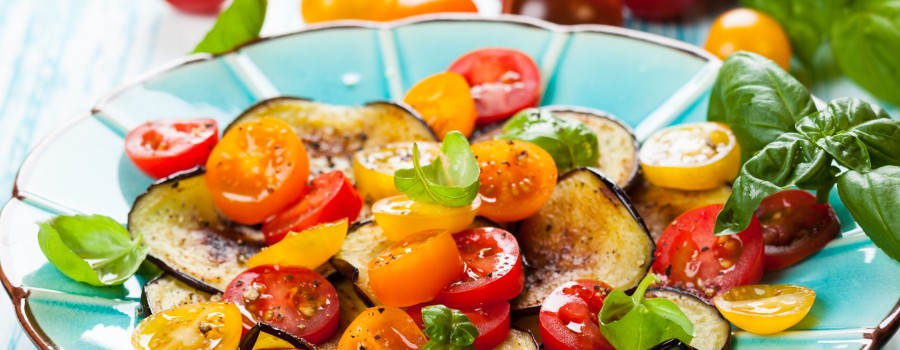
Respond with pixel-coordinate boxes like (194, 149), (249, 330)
(337, 306), (428, 350)
(368, 230), (464, 307)
(247, 219), (348, 269)
(705, 8), (792, 70)
(713, 284), (816, 335)
(132, 301), (242, 350)
(404, 72), (478, 140)
(640, 122), (740, 191)
(373, 194), (481, 241)
(353, 142), (441, 202)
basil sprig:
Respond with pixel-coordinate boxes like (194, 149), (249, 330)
(193, 0), (267, 55)
(599, 275), (694, 349)
(38, 215), (149, 286)
(500, 108), (600, 173)
(421, 305), (479, 350)
(394, 131), (480, 207)
(710, 52), (900, 262)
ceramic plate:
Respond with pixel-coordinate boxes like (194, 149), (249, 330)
(1, 14), (897, 350)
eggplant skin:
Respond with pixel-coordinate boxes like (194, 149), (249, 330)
(628, 178), (732, 241)
(513, 168), (655, 313)
(238, 323), (315, 350)
(494, 328), (540, 350)
(645, 287), (732, 350)
(329, 220), (392, 306)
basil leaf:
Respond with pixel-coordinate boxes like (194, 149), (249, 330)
(838, 166), (900, 262)
(500, 108), (599, 173)
(715, 134), (838, 235)
(831, 0), (900, 105)
(37, 215), (149, 286)
(421, 305), (478, 349)
(193, 0), (267, 55)
(394, 131), (480, 207)
(849, 119), (900, 168)
(796, 98), (889, 139)
(599, 275), (694, 350)
(708, 52), (818, 160)
(741, 0), (845, 65)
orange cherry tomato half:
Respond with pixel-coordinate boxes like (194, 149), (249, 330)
(754, 190), (840, 270)
(262, 171), (363, 245)
(471, 139), (557, 222)
(539, 280), (614, 350)
(449, 48), (542, 125)
(125, 118), (218, 179)
(337, 306), (428, 350)
(705, 8), (792, 70)
(205, 117), (310, 225)
(367, 230), (464, 307)
(407, 302), (511, 350)
(302, 0), (477, 23)
(433, 227), (524, 309)
(404, 72), (478, 139)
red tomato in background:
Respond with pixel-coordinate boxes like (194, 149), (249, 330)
(223, 265), (340, 345)
(125, 118), (218, 179)
(166, 0), (224, 14)
(506, 0), (623, 26)
(302, 0), (478, 23)
(433, 227), (524, 309)
(754, 190), (840, 270)
(262, 171), (363, 246)
(623, 0), (694, 20)
(539, 280), (614, 350)
(407, 302), (511, 350)
(652, 204), (764, 299)
(449, 48), (541, 125)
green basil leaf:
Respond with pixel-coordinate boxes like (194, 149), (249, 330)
(741, 0), (846, 65)
(422, 305), (478, 349)
(599, 275), (694, 350)
(796, 98), (889, 139)
(394, 131), (480, 207)
(449, 311), (479, 347)
(37, 215), (149, 286)
(819, 133), (872, 172)
(500, 108), (599, 173)
(831, 0), (900, 105)
(837, 166), (900, 262)
(708, 52), (818, 160)
(193, 0), (267, 55)
(850, 119), (900, 168)
(643, 298), (694, 341)
(715, 134), (838, 235)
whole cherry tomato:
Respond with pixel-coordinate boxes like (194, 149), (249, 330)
(705, 8), (792, 70)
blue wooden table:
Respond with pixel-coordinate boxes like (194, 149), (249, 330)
(0, 0), (896, 348)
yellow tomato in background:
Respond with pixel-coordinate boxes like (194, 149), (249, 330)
(404, 72), (478, 140)
(303, 0), (478, 23)
(713, 284), (816, 335)
(373, 194), (480, 241)
(639, 122), (740, 191)
(353, 142), (441, 202)
(705, 8), (792, 70)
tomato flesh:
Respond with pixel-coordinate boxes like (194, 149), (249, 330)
(652, 204), (764, 299)
(263, 171), (363, 245)
(539, 280), (613, 350)
(132, 301), (242, 350)
(449, 48), (541, 125)
(124, 118), (218, 179)
(368, 230), (464, 307)
(303, 0), (477, 23)
(337, 306), (427, 350)
(166, 0), (224, 14)
(506, 0), (623, 26)
(407, 302), (511, 350)
(623, 0), (694, 20)
(404, 72), (478, 139)
(754, 190), (840, 270)
(223, 265), (339, 344)
(713, 284), (816, 335)
(471, 139), (558, 222)
(434, 227), (524, 309)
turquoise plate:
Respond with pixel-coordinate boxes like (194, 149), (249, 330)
(1, 14), (898, 349)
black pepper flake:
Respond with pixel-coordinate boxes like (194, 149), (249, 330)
(665, 265), (672, 277)
(377, 307), (385, 314)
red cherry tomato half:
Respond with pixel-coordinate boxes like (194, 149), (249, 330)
(652, 204), (764, 299)
(623, 0), (694, 20)
(125, 118), (218, 179)
(448, 48), (541, 125)
(433, 227), (524, 309)
(263, 171), (363, 246)
(165, 0), (225, 14)
(754, 190), (840, 270)
(407, 302), (511, 350)
(539, 280), (614, 350)
(223, 265), (339, 345)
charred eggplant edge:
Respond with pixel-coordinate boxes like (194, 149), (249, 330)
(238, 322), (316, 350)
(328, 219), (379, 308)
(643, 286), (733, 350)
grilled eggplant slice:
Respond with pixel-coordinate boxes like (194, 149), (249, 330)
(645, 287), (732, 350)
(228, 97), (437, 182)
(238, 322), (315, 350)
(129, 170), (264, 293)
(141, 274), (220, 316)
(329, 221), (392, 305)
(470, 107), (639, 188)
(513, 168), (655, 313)
(495, 328), (540, 350)
(628, 178), (732, 241)
(316, 276), (374, 350)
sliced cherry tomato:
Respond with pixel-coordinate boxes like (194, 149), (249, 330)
(506, 0), (623, 26)
(404, 72), (478, 139)
(262, 171), (362, 245)
(407, 302), (511, 350)
(640, 122), (740, 191)
(623, 0), (694, 20)
(372, 194), (481, 241)
(206, 117), (310, 225)
(353, 142), (441, 202)
(249, 219), (348, 269)
(368, 230), (464, 307)
(165, 0), (224, 14)
(302, 0), (477, 23)
(539, 280), (614, 350)
(713, 284), (816, 335)
(337, 306), (427, 350)
(652, 204), (765, 299)
(132, 301), (242, 350)
(223, 265), (339, 344)
(705, 8), (792, 70)
(449, 48), (541, 125)
(125, 118), (218, 179)
(471, 139), (557, 222)
(433, 227), (524, 308)
(754, 190), (840, 270)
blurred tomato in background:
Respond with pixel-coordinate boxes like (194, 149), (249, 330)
(505, 0), (623, 26)
(302, 0), (478, 23)
(705, 8), (792, 69)
(623, 0), (694, 20)
(166, 0), (225, 14)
